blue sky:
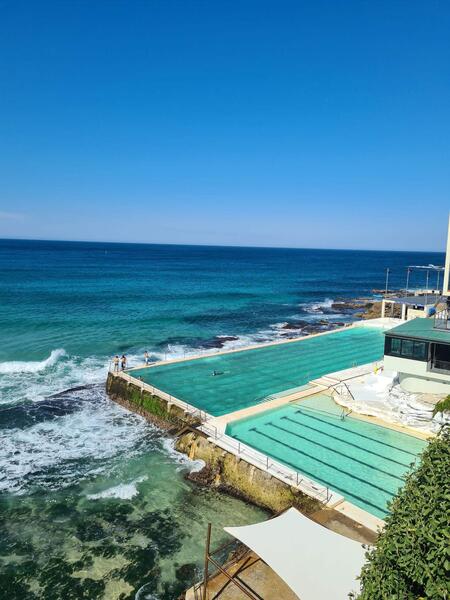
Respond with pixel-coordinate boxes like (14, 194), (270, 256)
(0, 1), (449, 250)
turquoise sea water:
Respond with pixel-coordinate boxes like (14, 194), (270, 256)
(0, 240), (442, 598)
(132, 327), (385, 416)
(226, 395), (427, 519)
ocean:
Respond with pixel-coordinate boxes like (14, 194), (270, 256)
(0, 239), (444, 599)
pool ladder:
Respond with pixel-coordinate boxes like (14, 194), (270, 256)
(331, 381), (355, 420)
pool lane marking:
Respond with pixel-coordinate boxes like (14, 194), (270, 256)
(268, 422), (405, 483)
(282, 416), (412, 468)
(244, 428), (390, 515)
(295, 409), (420, 458)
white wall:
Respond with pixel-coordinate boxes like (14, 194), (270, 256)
(384, 354), (450, 393)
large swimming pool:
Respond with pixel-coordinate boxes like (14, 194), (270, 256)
(226, 395), (426, 518)
(130, 326), (385, 417)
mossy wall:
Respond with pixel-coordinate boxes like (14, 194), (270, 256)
(176, 431), (321, 514)
(106, 373), (198, 430)
(106, 373), (322, 514)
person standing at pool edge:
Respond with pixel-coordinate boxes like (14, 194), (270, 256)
(144, 351), (149, 365)
(113, 355), (119, 372)
(120, 354), (127, 370)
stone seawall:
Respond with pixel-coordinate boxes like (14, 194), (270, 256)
(175, 431), (321, 514)
(106, 372), (321, 514)
(106, 372), (200, 430)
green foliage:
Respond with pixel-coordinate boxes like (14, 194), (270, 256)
(433, 395), (450, 418)
(356, 429), (450, 599)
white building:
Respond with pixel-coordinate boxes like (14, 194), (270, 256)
(383, 216), (450, 394)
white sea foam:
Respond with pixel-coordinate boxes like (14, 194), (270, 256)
(161, 438), (205, 473)
(300, 297), (335, 313)
(135, 587), (160, 600)
(0, 351), (111, 405)
(0, 387), (153, 494)
(87, 476), (148, 500)
(0, 348), (66, 374)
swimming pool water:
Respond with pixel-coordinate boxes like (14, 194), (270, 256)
(226, 395), (427, 518)
(131, 327), (385, 417)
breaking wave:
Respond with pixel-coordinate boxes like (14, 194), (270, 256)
(162, 438), (206, 474)
(86, 476), (148, 500)
(300, 297), (335, 314)
(0, 386), (154, 495)
(0, 348), (66, 374)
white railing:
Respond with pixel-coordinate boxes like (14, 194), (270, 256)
(111, 370), (213, 425)
(111, 371), (340, 506)
(198, 422), (337, 505)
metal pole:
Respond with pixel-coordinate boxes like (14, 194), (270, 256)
(207, 556), (258, 599)
(405, 268), (411, 296)
(385, 268), (390, 296)
(202, 523), (212, 600)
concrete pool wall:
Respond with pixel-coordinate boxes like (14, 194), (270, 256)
(106, 319), (401, 530)
(126, 321), (389, 417)
(106, 370), (339, 514)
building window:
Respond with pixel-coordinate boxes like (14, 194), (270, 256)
(413, 341), (428, 361)
(390, 338), (402, 355)
(401, 339), (414, 357)
(430, 343), (450, 372)
(385, 337), (429, 361)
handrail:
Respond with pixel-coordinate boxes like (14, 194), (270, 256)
(111, 370), (334, 505)
(199, 422), (332, 504)
(331, 381), (356, 420)
(434, 308), (450, 330)
(110, 371), (213, 425)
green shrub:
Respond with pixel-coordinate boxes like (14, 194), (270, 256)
(433, 395), (450, 418)
(355, 429), (450, 599)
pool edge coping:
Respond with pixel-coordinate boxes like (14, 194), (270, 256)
(126, 317), (395, 373)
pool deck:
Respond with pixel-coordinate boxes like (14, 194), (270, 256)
(113, 317), (429, 534)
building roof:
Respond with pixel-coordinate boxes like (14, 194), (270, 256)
(384, 294), (440, 307)
(224, 507), (366, 600)
(385, 317), (450, 343)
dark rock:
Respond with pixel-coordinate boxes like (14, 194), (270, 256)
(281, 322), (303, 330)
(186, 464), (217, 487)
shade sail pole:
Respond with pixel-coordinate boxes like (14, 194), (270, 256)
(202, 523), (211, 600)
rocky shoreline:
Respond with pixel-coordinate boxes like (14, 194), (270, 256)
(278, 296), (384, 338)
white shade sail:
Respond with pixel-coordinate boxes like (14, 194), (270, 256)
(224, 508), (367, 600)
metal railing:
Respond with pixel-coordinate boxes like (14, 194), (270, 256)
(199, 422), (333, 505)
(111, 370), (336, 505)
(331, 381), (356, 420)
(434, 308), (450, 330)
(111, 370), (213, 425)
(430, 359), (450, 373)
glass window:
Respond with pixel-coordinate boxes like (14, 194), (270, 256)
(413, 341), (428, 361)
(401, 339), (414, 358)
(390, 338), (402, 355)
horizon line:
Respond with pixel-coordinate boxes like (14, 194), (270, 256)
(0, 236), (445, 255)
(0, 237), (445, 255)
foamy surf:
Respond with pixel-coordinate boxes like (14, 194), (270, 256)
(0, 348), (66, 374)
(87, 476), (148, 500)
(0, 387), (153, 494)
(162, 438), (206, 474)
(300, 297), (335, 313)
